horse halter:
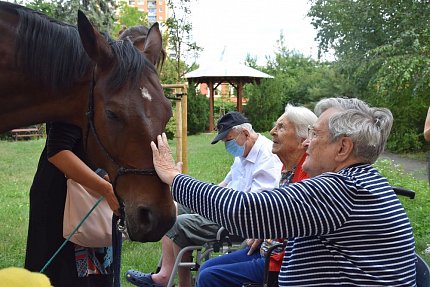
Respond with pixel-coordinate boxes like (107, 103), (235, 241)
(85, 65), (157, 238)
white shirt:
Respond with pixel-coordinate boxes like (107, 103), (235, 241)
(223, 134), (282, 193)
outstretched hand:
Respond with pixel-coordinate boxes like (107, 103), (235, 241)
(151, 133), (182, 185)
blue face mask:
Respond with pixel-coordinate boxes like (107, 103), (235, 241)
(225, 139), (245, 157)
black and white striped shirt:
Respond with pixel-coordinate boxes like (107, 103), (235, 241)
(172, 164), (416, 286)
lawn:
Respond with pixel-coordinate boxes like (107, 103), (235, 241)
(0, 134), (429, 286)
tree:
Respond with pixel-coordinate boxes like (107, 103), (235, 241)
(165, 0), (202, 82)
(112, 1), (148, 37)
(25, 0), (56, 16)
(244, 33), (355, 132)
(26, 0), (116, 32)
(308, 0), (430, 151)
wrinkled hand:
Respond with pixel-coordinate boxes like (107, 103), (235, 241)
(151, 133), (182, 185)
(246, 239), (263, 255)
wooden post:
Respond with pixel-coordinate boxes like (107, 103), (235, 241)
(162, 83), (188, 174)
(209, 80), (215, 131)
(175, 89), (183, 163)
(237, 80), (243, 112)
(181, 86), (188, 174)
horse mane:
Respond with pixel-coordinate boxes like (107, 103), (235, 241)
(9, 2), (155, 92)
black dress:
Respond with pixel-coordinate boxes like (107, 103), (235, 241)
(25, 122), (112, 287)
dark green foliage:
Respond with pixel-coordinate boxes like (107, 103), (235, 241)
(309, 0), (430, 152)
(0, 132), (11, 140)
(165, 112), (176, 140)
(243, 38), (353, 132)
(213, 100), (236, 124)
(25, 0), (116, 32)
(243, 78), (284, 132)
(187, 85), (209, 135)
(112, 2), (148, 37)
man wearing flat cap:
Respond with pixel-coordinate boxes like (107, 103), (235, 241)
(126, 111), (281, 287)
(212, 111), (282, 191)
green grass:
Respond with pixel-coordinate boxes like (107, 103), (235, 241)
(0, 135), (429, 286)
(0, 134), (233, 285)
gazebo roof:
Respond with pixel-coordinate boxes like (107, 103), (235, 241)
(183, 60), (273, 131)
(184, 62), (273, 83)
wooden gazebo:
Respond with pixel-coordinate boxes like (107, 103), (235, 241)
(184, 62), (273, 131)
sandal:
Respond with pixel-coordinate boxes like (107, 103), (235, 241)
(125, 270), (163, 287)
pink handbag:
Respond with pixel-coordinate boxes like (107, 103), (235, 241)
(63, 179), (112, 247)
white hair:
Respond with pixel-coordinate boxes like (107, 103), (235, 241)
(283, 103), (317, 140)
(315, 98), (393, 163)
(232, 123), (254, 133)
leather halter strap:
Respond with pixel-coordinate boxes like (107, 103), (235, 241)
(84, 65), (157, 234)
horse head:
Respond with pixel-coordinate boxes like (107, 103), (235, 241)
(77, 12), (175, 242)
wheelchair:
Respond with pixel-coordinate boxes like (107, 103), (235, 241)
(159, 227), (245, 287)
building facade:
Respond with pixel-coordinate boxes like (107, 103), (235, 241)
(126, 0), (167, 24)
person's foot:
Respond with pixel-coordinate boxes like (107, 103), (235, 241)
(125, 270), (164, 287)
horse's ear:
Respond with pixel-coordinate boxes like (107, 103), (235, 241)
(133, 36), (146, 51)
(77, 10), (113, 68)
(143, 22), (162, 66)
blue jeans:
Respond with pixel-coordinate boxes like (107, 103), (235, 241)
(196, 248), (265, 287)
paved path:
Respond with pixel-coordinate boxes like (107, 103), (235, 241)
(379, 151), (428, 181)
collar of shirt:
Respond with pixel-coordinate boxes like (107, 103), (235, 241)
(240, 134), (266, 164)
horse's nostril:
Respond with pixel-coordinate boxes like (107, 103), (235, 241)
(137, 206), (154, 231)
(128, 205), (175, 242)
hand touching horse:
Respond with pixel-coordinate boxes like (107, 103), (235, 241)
(0, 2), (175, 242)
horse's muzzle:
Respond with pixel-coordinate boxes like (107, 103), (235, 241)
(126, 205), (176, 242)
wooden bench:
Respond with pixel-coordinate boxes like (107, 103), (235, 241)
(11, 126), (44, 140)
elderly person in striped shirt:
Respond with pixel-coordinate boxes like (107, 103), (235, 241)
(151, 97), (416, 286)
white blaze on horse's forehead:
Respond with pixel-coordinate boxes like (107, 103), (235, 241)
(140, 87), (152, 101)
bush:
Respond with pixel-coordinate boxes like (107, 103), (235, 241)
(165, 113), (176, 140)
(243, 80), (284, 132)
(387, 129), (422, 153)
(187, 87), (209, 135)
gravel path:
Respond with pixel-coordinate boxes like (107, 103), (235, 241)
(379, 151), (428, 182)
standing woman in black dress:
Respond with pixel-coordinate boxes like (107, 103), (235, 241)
(25, 122), (120, 287)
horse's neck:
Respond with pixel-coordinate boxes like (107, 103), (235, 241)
(0, 85), (88, 133)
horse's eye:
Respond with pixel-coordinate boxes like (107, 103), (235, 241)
(106, 110), (119, 121)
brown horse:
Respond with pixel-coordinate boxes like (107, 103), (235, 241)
(0, 2), (176, 242)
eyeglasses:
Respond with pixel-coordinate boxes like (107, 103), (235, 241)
(307, 125), (317, 140)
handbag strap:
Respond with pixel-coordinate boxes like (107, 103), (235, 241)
(40, 196), (105, 273)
